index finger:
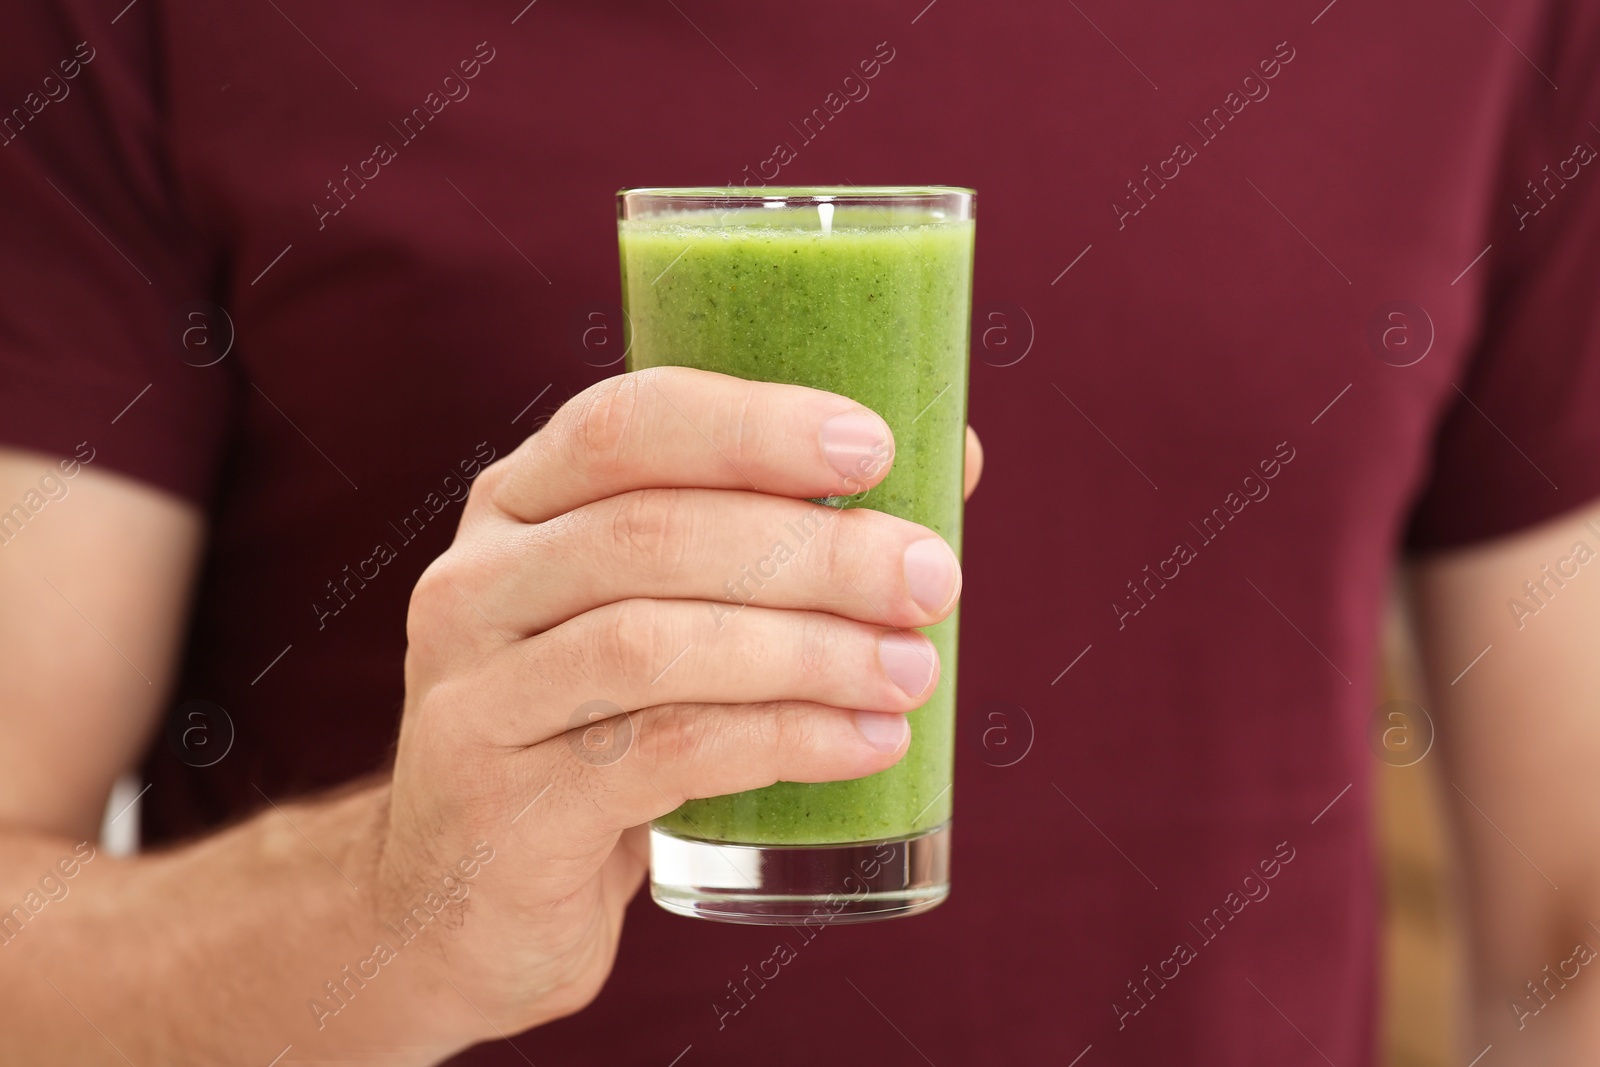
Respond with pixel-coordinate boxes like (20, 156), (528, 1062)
(481, 367), (895, 524)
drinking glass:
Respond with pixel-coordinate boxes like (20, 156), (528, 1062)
(618, 186), (974, 924)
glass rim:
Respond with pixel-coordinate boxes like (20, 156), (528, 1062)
(618, 185), (975, 206)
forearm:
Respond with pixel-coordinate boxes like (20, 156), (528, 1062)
(0, 781), (481, 1065)
(1447, 730), (1600, 1055)
(1409, 503), (1600, 1061)
(1460, 896), (1600, 1057)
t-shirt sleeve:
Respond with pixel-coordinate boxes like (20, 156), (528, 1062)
(1405, 1), (1600, 551)
(0, 0), (233, 506)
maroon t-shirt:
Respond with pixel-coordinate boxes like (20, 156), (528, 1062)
(5, 0), (1600, 1062)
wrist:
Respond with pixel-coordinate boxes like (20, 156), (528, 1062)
(363, 778), (515, 1052)
(306, 780), (490, 1057)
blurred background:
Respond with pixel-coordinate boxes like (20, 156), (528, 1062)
(1379, 578), (1466, 1067)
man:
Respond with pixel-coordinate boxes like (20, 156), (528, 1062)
(3, 0), (1598, 1063)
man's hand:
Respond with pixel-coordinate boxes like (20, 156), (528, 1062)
(0, 367), (978, 1064)
(379, 366), (970, 1036)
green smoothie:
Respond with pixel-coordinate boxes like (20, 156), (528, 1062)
(620, 196), (973, 845)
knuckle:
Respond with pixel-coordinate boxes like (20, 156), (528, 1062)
(782, 503), (837, 584)
(794, 612), (837, 684)
(561, 699), (635, 770)
(406, 556), (464, 649)
(564, 374), (643, 477)
(472, 437), (550, 524)
(812, 507), (856, 586)
(769, 702), (817, 760)
(601, 598), (670, 681)
(407, 544), (520, 662)
(725, 380), (766, 468)
(634, 705), (708, 770)
(468, 451), (512, 509)
(699, 377), (768, 471)
(609, 488), (693, 575)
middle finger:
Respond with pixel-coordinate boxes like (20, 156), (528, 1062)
(470, 488), (962, 634)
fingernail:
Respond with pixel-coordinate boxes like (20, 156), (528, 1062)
(819, 411), (892, 484)
(879, 632), (937, 699)
(903, 538), (960, 614)
(854, 710), (909, 753)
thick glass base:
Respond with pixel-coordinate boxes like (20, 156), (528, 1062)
(649, 822), (950, 925)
